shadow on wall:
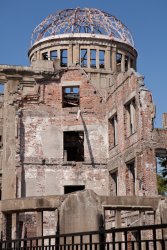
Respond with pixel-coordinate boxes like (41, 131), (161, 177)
(80, 112), (95, 167)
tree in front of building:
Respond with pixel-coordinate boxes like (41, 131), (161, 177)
(157, 157), (167, 195)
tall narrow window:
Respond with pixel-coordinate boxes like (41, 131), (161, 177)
(110, 171), (118, 196)
(116, 53), (122, 72)
(62, 86), (79, 108)
(99, 50), (105, 69)
(130, 58), (134, 69)
(126, 162), (135, 195)
(125, 99), (136, 137)
(42, 52), (48, 60)
(109, 114), (118, 148)
(50, 50), (57, 61)
(90, 49), (96, 68)
(125, 55), (129, 71)
(64, 131), (84, 162)
(60, 49), (68, 67)
(80, 49), (87, 67)
(0, 135), (3, 149)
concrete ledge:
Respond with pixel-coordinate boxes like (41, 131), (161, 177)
(1, 195), (65, 213)
(0, 194), (165, 213)
(101, 196), (163, 210)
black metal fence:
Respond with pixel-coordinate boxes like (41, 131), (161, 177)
(0, 224), (167, 250)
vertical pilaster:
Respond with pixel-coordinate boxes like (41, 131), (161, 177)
(96, 48), (99, 69)
(2, 78), (20, 200)
(115, 210), (122, 241)
(128, 56), (131, 70)
(87, 49), (90, 68)
(37, 50), (40, 60)
(12, 213), (18, 240)
(68, 44), (73, 66)
(111, 46), (116, 72)
(106, 46), (111, 70)
(74, 44), (80, 64)
(121, 53), (125, 72)
(36, 211), (43, 237)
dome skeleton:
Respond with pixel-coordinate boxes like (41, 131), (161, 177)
(31, 8), (134, 47)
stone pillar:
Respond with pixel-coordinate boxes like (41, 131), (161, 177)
(12, 213), (18, 240)
(121, 53), (125, 72)
(128, 56), (131, 70)
(57, 48), (61, 60)
(115, 210), (122, 241)
(111, 46), (116, 72)
(68, 44), (73, 66)
(37, 50), (40, 60)
(87, 49), (91, 68)
(74, 44), (80, 64)
(2, 78), (20, 200)
(96, 48), (99, 69)
(36, 211), (43, 247)
(106, 46), (111, 70)
(36, 211), (43, 238)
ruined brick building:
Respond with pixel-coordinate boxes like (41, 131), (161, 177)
(0, 8), (166, 240)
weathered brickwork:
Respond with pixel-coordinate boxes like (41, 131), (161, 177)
(0, 7), (166, 240)
(107, 71), (158, 196)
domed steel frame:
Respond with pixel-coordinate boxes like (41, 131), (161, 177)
(31, 8), (134, 47)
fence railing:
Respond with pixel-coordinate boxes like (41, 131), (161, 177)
(0, 224), (167, 250)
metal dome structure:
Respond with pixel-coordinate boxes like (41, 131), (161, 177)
(31, 8), (134, 47)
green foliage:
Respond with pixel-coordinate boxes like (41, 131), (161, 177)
(157, 157), (167, 195)
(157, 174), (167, 195)
(158, 157), (167, 177)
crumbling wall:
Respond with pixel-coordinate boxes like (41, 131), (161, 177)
(0, 62), (166, 239)
(17, 68), (109, 199)
(107, 70), (157, 196)
(1, 78), (19, 200)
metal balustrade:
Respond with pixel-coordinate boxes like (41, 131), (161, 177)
(0, 224), (167, 250)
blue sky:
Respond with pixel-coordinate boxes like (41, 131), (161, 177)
(0, 0), (166, 127)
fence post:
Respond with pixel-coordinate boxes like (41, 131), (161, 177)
(99, 225), (105, 250)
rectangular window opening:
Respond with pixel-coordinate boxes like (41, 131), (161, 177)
(64, 185), (85, 194)
(60, 49), (68, 67)
(126, 162), (135, 196)
(42, 52), (48, 60)
(80, 49), (87, 67)
(116, 53), (122, 72)
(109, 114), (118, 148)
(125, 99), (136, 137)
(64, 131), (84, 162)
(90, 49), (96, 68)
(125, 55), (129, 71)
(50, 50), (57, 61)
(0, 83), (4, 94)
(99, 50), (105, 69)
(110, 171), (118, 196)
(130, 58), (134, 69)
(62, 86), (79, 108)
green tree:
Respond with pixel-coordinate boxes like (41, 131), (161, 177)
(157, 157), (167, 195)
(158, 157), (167, 177)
